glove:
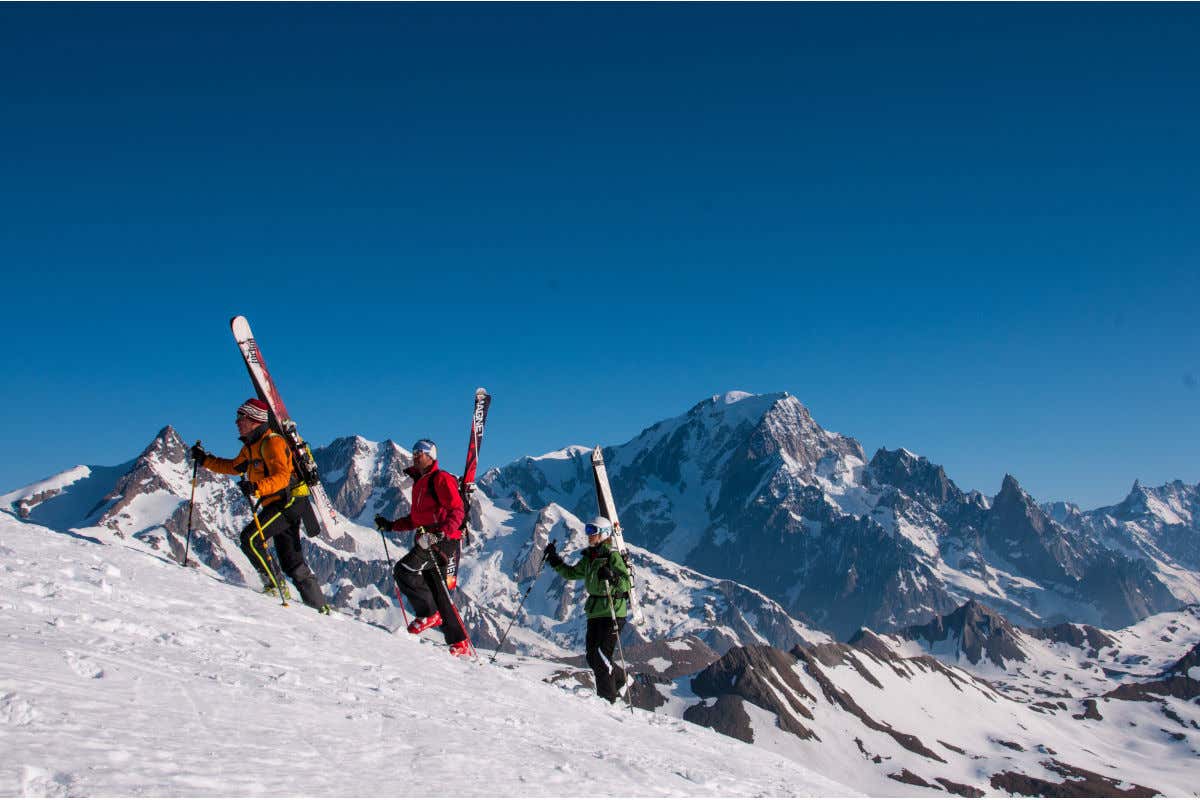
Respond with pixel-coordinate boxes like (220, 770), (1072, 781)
(543, 541), (563, 568)
(190, 443), (208, 463)
(374, 515), (392, 531)
(597, 564), (616, 584)
(237, 479), (256, 499)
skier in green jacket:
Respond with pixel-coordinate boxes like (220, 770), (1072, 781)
(543, 516), (632, 703)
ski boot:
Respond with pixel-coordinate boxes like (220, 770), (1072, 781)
(406, 612), (442, 634)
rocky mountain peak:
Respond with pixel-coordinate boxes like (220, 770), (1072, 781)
(868, 447), (960, 505)
(896, 600), (1027, 667)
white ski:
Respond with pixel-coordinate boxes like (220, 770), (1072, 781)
(591, 445), (643, 624)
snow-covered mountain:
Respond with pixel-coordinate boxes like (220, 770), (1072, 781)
(5, 390), (1196, 648)
(481, 391), (1193, 637)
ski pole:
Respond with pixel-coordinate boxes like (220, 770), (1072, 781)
(490, 538), (554, 663)
(182, 440), (201, 567)
(376, 524), (410, 628)
(424, 533), (475, 658)
(603, 580), (633, 713)
(246, 495), (288, 607)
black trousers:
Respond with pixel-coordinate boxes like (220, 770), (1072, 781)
(394, 537), (467, 646)
(240, 496), (326, 609)
(586, 616), (627, 702)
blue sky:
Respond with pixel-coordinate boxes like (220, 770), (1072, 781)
(2, 4), (1197, 509)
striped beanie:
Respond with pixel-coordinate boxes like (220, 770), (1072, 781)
(237, 398), (270, 423)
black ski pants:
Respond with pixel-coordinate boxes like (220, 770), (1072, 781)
(394, 537), (467, 646)
(240, 495), (326, 609)
(586, 615), (627, 702)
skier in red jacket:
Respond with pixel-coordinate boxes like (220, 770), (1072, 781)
(375, 439), (470, 655)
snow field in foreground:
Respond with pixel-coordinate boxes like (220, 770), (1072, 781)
(0, 516), (855, 797)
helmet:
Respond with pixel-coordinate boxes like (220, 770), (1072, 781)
(585, 516), (613, 538)
(412, 439), (438, 460)
(237, 398), (270, 423)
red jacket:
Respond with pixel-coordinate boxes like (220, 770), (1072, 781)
(389, 462), (465, 539)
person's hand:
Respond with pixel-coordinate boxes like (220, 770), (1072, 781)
(374, 515), (392, 531)
(237, 479), (256, 499)
(597, 564), (615, 583)
(190, 443), (208, 463)
(543, 540), (563, 568)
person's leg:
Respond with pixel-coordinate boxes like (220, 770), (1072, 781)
(422, 545), (466, 645)
(239, 503), (294, 589)
(585, 617), (617, 700)
(273, 523), (325, 609)
(602, 617), (628, 697)
(395, 547), (438, 619)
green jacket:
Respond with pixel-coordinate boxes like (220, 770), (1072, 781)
(551, 540), (632, 620)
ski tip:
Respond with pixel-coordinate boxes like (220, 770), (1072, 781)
(591, 445), (604, 461)
(475, 387), (488, 397)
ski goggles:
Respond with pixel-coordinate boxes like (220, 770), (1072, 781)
(585, 523), (612, 537)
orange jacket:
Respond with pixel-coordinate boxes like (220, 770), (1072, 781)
(203, 431), (294, 502)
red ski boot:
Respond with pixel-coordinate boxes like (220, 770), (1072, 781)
(406, 612), (442, 634)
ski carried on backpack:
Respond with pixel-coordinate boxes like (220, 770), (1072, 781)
(591, 446), (643, 624)
(229, 315), (342, 540)
(456, 387), (492, 545)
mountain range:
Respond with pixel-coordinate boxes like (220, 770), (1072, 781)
(3, 389), (1198, 796)
(4, 390), (1196, 647)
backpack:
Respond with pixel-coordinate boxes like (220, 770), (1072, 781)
(423, 468), (471, 546)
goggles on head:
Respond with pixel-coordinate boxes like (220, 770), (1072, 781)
(585, 522), (612, 537)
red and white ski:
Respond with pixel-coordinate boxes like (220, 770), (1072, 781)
(591, 446), (642, 623)
(229, 315), (342, 540)
(457, 387), (492, 540)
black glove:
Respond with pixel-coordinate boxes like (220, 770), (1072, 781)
(543, 541), (563, 568)
(374, 515), (392, 531)
(597, 564), (616, 584)
(237, 479), (256, 499)
(190, 443), (208, 463)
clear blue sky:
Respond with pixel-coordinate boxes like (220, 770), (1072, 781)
(2, 4), (1197, 509)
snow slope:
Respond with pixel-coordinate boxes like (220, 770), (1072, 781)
(0, 514), (853, 797)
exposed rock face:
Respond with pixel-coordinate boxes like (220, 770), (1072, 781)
(1026, 621), (1116, 654)
(313, 436), (413, 524)
(988, 760), (1158, 798)
(1105, 640), (1200, 702)
(889, 599), (1028, 667)
(683, 695), (754, 743)
(867, 447), (960, 507)
(690, 644), (818, 740)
